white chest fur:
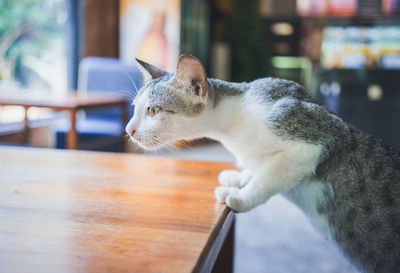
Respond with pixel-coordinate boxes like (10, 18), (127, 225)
(205, 95), (289, 171)
(205, 95), (322, 172)
(218, 116), (281, 170)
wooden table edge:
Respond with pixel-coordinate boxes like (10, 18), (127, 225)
(0, 100), (127, 111)
(192, 207), (234, 273)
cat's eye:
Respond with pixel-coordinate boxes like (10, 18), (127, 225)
(147, 106), (161, 117)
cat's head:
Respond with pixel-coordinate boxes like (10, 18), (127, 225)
(126, 54), (211, 150)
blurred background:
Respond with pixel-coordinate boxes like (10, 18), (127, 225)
(1, 0), (400, 151)
(1, 0), (400, 272)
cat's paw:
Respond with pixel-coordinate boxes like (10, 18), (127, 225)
(214, 186), (239, 203)
(218, 170), (241, 188)
(226, 195), (250, 212)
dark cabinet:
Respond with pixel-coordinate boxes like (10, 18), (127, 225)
(315, 69), (400, 150)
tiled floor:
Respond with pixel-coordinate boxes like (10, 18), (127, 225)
(150, 142), (360, 273)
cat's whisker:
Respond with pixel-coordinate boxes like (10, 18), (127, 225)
(123, 72), (139, 96)
(121, 86), (137, 96)
(175, 140), (195, 151)
(160, 140), (180, 152)
(118, 88), (136, 99)
(147, 135), (179, 152)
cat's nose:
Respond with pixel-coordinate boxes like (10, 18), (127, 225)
(127, 128), (136, 136)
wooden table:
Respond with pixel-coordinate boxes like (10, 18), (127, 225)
(0, 147), (235, 273)
(0, 91), (128, 149)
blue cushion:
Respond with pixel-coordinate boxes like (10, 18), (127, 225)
(54, 132), (122, 152)
(78, 57), (141, 119)
(53, 117), (123, 136)
(54, 57), (141, 152)
(53, 118), (124, 152)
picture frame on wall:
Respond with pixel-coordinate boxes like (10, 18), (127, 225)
(120, 0), (181, 71)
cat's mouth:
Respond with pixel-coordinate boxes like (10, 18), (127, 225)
(129, 134), (171, 150)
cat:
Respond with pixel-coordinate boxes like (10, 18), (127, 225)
(126, 54), (400, 273)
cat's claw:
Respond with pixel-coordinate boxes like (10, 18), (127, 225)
(214, 186), (239, 203)
(226, 194), (249, 212)
(218, 170), (241, 188)
(215, 186), (250, 212)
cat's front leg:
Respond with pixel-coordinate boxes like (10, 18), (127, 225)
(225, 178), (271, 212)
(218, 169), (252, 188)
(224, 152), (314, 212)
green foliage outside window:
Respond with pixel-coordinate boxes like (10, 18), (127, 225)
(0, 0), (66, 91)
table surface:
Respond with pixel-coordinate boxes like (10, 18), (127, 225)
(0, 91), (127, 110)
(0, 147), (233, 273)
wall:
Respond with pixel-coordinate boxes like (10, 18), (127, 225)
(82, 0), (120, 58)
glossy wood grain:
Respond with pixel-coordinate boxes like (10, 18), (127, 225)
(0, 147), (234, 273)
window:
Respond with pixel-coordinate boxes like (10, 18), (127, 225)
(0, 0), (67, 123)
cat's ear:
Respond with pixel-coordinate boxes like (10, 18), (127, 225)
(135, 58), (168, 85)
(173, 54), (207, 99)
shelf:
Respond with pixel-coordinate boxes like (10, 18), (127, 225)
(261, 15), (400, 25)
(317, 68), (400, 72)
